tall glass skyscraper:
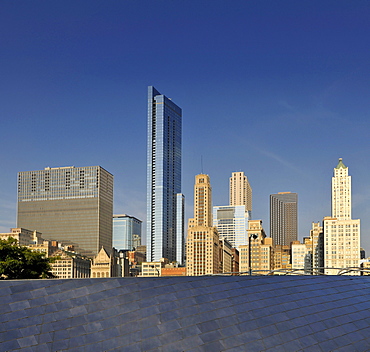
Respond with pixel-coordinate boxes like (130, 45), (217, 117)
(146, 86), (183, 262)
(113, 214), (142, 251)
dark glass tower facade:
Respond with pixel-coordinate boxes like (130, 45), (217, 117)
(270, 192), (298, 246)
(17, 166), (113, 257)
(147, 86), (182, 262)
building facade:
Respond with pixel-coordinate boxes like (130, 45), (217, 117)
(186, 174), (221, 276)
(113, 214), (142, 251)
(17, 166), (113, 257)
(50, 250), (91, 279)
(304, 222), (324, 274)
(324, 159), (360, 275)
(91, 247), (119, 278)
(332, 158), (351, 220)
(176, 193), (185, 265)
(0, 228), (43, 247)
(140, 262), (163, 277)
(291, 241), (307, 274)
(229, 171), (252, 218)
(324, 217), (360, 275)
(270, 192), (298, 246)
(146, 86), (183, 262)
(220, 238), (233, 273)
(239, 220), (273, 275)
(213, 205), (249, 249)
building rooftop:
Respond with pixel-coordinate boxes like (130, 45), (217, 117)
(1, 275), (370, 351)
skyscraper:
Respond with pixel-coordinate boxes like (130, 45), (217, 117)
(270, 192), (298, 246)
(324, 158), (360, 275)
(213, 205), (249, 249)
(186, 174), (220, 276)
(193, 174), (212, 228)
(229, 171), (252, 218)
(146, 86), (183, 262)
(17, 166), (113, 257)
(113, 214), (142, 251)
(332, 158), (351, 220)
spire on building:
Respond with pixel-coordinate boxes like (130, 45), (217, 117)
(335, 158), (347, 169)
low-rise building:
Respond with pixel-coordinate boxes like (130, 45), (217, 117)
(140, 261), (163, 277)
(231, 248), (239, 274)
(0, 228), (43, 246)
(220, 238), (233, 274)
(273, 245), (291, 273)
(91, 247), (119, 278)
(50, 250), (91, 279)
(291, 241), (307, 274)
(239, 220), (273, 275)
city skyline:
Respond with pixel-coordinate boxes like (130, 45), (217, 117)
(1, 2), (370, 252)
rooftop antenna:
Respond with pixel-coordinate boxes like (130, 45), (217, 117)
(201, 155), (204, 174)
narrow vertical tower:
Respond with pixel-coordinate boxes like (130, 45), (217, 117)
(146, 86), (182, 262)
(332, 158), (351, 220)
(324, 158), (360, 275)
(194, 174), (212, 227)
(186, 174), (220, 276)
(229, 171), (252, 217)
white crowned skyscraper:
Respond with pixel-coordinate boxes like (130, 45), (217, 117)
(146, 86), (183, 262)
(324, 158), (360, 275)
(332, 158), (351, 220)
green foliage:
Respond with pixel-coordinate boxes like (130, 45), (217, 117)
(0, 237), (55, 280)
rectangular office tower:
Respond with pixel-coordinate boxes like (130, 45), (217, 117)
(113, 214), (142, 251)
(230, 171), (252, 218)
(17, 166), (113, 257)
(213, 205), (249, 249)
(147, 86), (183, 262)
(270, 192), (298, 246)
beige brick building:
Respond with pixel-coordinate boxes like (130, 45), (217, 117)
(0, 228), (43, 247)
(186, 174), (221, 276)
(91, 247), (119, 278)
(324, 159), (360, 275)
(229, 171), (252, 216)
(239, 220), (273, 275)
(50, 250), (90, 279)
(273, 245), (291, 273)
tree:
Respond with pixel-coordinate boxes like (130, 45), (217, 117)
(0, 237), (55, 279)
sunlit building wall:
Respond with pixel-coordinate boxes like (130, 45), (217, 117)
(213, 205), (249, 249)
(324, 159), (360, 275)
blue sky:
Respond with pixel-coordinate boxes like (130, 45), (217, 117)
(1, 1), (370, 251)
